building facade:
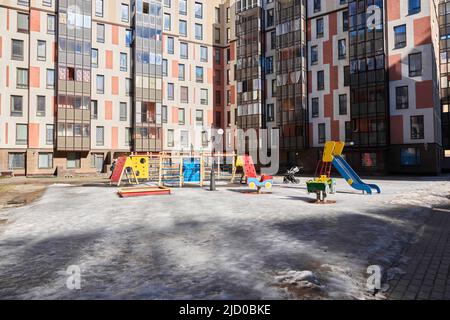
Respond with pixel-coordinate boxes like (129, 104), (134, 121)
(0, 0), (447, 176)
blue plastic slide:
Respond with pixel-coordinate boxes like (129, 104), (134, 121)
(332, 155), (381, 195)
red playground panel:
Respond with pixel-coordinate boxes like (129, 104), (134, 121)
(111, 156), (127, 183)
(243, 155), (257, 178)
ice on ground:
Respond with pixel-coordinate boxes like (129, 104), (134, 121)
(0, 176), (449, 300)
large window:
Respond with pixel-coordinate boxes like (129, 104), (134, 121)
(17, 13), (29, 33)
(38, 153), (53, 169)
(11, 96), (23, 116)
(409, 52), (422, 77)
(401, 148), (421, 166)
(12, 39), (24, 60)
(396, 86), (409, 109)
(9, 153), (25, 170)
(16, 124), (28, 145)
(411, 115), (424, 140)
(394, 25), (406, 49)
(408, 0), (421, 15)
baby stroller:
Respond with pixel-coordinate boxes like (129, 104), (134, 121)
(283, 166), (302, 184)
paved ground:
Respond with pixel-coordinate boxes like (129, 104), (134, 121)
(1, 176), (450, 299)
(388, 205), (450, 300)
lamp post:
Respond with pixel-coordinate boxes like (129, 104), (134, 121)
(210, 129), (224, 191)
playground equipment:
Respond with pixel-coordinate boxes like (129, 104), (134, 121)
(307, 141), (381, 202)
(118, 186), (171, 197)
(111, 152), (236, 188)
(232, 155), (273, 193)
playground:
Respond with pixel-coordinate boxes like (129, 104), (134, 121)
(1, 172), (450, 299)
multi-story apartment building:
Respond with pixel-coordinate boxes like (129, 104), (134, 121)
(0, 0), (448, 176)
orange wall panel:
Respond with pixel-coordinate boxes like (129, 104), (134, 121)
(28, 123), (40, 148)
(112, 127), (118, 149)
(390, 115), (404, 144)
(414, 17), (432, 46)
(111, 76), (119, 95)
(172, 107), (178, 124)
(172, 60), (179, 78)
(112, 25), (119, 45)
(106, 50), (113, 69)
(416, 80), (433, 109)
(30, 10), (41, 32)
(389, 54), (402, 81)
(387, 0), (401, 21)
(105, 101), (113, 120)
(30, 67), (40, 88)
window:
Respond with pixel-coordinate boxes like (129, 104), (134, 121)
(317, 70), (324, 91)
(9, 153), (25, 170)
(120, 102), (127, 121)
(408, 0), (421, 15)
(394, 25), (406, 49)
(37, 40), (46, 61)
(179, 64), (185, 80)
(200, 89), (208, 105)
(167, 83), (174, 100)
(181, 131), (189, 147)
(267, 9), (274, 27)
(411, 115), (424, 140)
(196, 66), (204, 83)
(38, 153), (53, 169)
(121, 3), (129, 22)
(339, 94), (347, 115)
(318, 123), (326, 144)
(401, 148), (421, 166)
(92, 48), (98, 67)
(409, 52), (422, 77)
(179, 0), (187, 15)
(342, 11), (349, 32)
(180, 87), (189, 103)
(67, 152), (81, 169)
(202, 131), (208, 147)
(362, 153), (377, 168)
(12, 39), (24, 60)
(311, 46), (318, 65)
(195, 23), (203, 40)
(126, 29), (133, 47)
(17, 13), (29, 33)
(91, 100), (98, 119)
(180, 42), (188, 59)
(46, 124), (54, 145)
(167, 129), (174, 147)
(396, 86), (409, 109)
(167, 37), (174, 54)
(120, 53), (127, 71)
(37, 96), (46, 117)
(314, 0), (321, 12)
(96, 0), (104, 17)
(17, 68), (28, 89)
(97, 24), (105, 43)
(266, 57), (273, 74)
(200, 46), (208, 62)
(47, 14), (55, 34)
(96, 75), (104, 94)
(96, 126), (104, 146)
(16, 124), (28, 145)
(178, 108), (185, 125)
(179, 20), (187, 37)
(46, 69), (55, 89)
(338, 39), (346, 60)
(267, 104), (274, 122)
(312, 98), (319, 118)
(316, 18), (324, 38)
(126, 78), (132, 96)
(196, 110), (204, 126)
(162, 59), (168, 76)
(162, 105), (168, 123)
(195, 2), (203, 19)
(164, 13), (171, 31)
